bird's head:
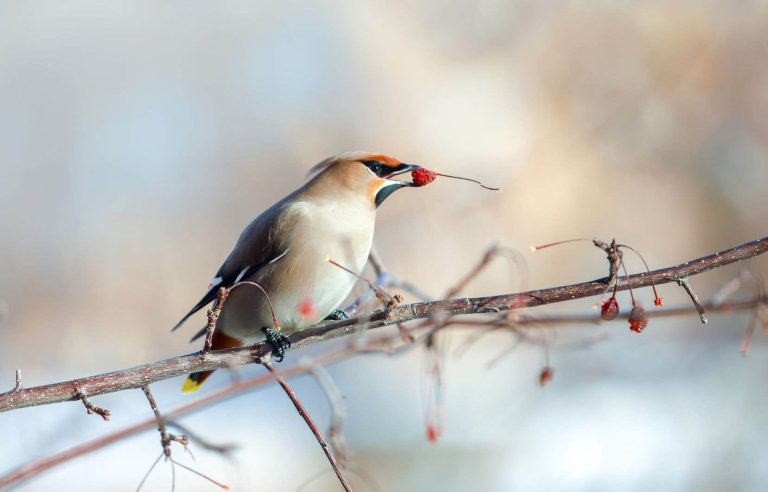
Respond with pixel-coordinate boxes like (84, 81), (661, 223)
(306, 151), (421, 207)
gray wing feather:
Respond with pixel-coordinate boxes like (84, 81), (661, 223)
(171, 200), (300, 333)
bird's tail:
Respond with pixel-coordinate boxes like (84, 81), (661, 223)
(181, 329), (244, 393)
(182, 370), (214, 393)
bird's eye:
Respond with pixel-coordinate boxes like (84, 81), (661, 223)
(362, 160), (386, 177)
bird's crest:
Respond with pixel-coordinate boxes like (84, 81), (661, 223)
(305, 151), (401, 181)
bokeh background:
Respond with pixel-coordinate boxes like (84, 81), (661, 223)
(2, 1), (768, 491)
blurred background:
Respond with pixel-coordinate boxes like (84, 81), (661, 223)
(1, 1), (768, 491)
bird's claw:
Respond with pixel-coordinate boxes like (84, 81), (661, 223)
(261, 326), (291, 362)
(324, 309), (350, 321)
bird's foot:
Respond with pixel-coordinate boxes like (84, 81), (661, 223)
(261, 326), (291, 362)
(324, 309), (350, 321)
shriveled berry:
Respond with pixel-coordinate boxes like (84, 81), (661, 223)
(412, 168), (437, 187)
(426, 424), (441, 444)
(539, 367), (554, 387)
(628, 304), (648, 333)
(601, 296), (619, 321)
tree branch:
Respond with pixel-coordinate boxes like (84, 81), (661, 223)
(1, 236), (765, 415)
(1, 295), (765, 489)
(264, 361), (353, 491)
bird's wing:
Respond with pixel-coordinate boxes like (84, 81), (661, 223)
(171, 202), (301, 333)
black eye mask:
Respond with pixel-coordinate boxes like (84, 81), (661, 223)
(361, 160), (388, 178)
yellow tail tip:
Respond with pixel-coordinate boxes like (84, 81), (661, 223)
(181, 377), (203, 394)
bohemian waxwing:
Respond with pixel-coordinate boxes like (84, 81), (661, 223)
(173, 152), (421, 392)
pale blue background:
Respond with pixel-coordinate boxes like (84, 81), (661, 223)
(1, 1), (767, 491)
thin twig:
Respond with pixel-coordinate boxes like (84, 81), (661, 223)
(74, 388), (111, 421)
(166, 420), (237, 456)
(709, 270), (766, 354)
(141, 386), (188, 459)
(367, 246), (386, 277)
(619, 243), (662, 305)
(444, 244), (502, 298)
(675, 277), (707, 324)
(712, 270), (763, 307)
(328, 256), (401, 309)
(140, 386), (232, 492)
(264, 361), (353, 492)
(14, 369), (21, 391)
(599, 239), (623, 293)
(310, 365), (349, 466)
(172, 460), (230, 490)
(422, 333), (445, 444)
(619, 257), (637, 305)
(204, 288), (230, 352)
(135, 452), (163, 492)
(443, 244), (527, 299)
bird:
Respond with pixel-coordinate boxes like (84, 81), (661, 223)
(173, 152), (421, 392)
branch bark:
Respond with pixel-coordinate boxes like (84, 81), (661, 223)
(1, 236), (766, 414)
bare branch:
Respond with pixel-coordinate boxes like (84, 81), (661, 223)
(204, 288), (230, 352)
(708, 270), (767, 355)
(329, 256), (401, 309)
(141, 386), (188, 459)
(138, 386), (232, 492)
(264, 361), (353, 492)
(444, 244), (502, 298)
(137, 386), (229, 492)
(367, 245), (386, 277)
(367, 246), (432, 302)
(675, 277), (707, 324)
(310, 365), (349, 466)
(0, 236), (766, 414)
(166, 420), (237, 456)
(75, 388), (111, 422)
(2, 294), (767, 489)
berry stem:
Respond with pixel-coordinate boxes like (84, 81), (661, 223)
(618, 244), (662, 306)
(618, 258), (637, 305)
(230, 281), (281, 331)
(530, 238), (591, 251)
(434, 172), (500, 190)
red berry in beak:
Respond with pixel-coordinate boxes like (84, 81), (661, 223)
(412, 168), (437, 187)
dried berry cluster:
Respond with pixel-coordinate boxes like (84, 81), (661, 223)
(535, 237), (662, 333)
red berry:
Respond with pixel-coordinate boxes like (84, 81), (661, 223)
(601, 296), (619, 320)
(426, 424), (441, 444)
(654, 297), (664, 307)
(628, 304), (648, 333)
(412, 168), (437, 187)
(539, 367), (554, 387)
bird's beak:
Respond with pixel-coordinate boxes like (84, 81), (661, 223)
(375, 164), (420, 207)
(383, 163), (420, 184)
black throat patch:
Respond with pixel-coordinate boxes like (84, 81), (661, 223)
(375, 183), (404, 208)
